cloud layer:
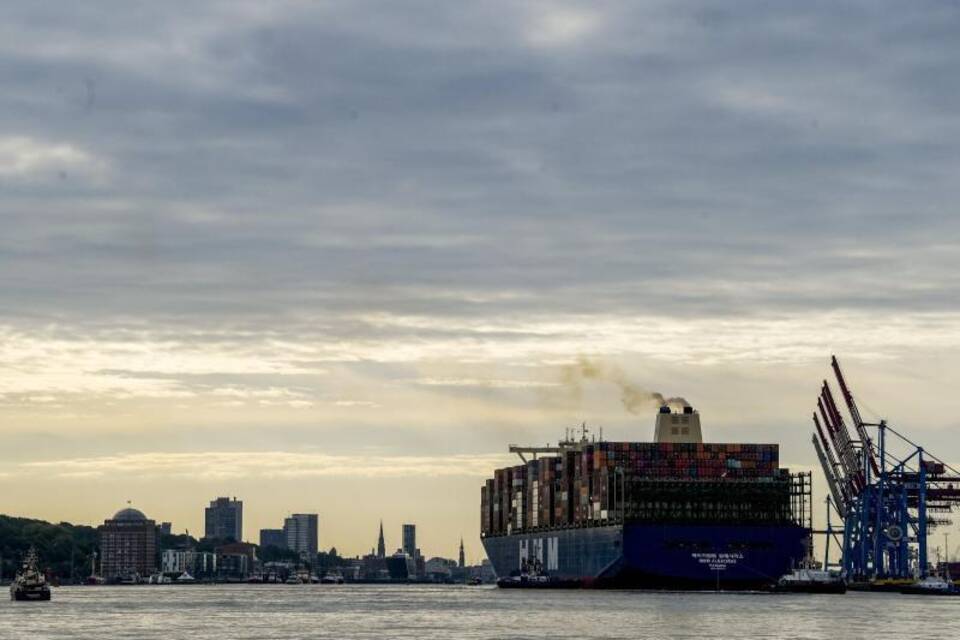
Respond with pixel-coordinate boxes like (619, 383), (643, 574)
(3, 1), (960, 555)
(21, 451), (514, 480)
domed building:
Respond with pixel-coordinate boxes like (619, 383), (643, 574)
(98, 505), (159, 581)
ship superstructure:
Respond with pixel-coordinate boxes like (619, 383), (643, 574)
(481, 407), (812, 589)
(10, 547), (51, 601)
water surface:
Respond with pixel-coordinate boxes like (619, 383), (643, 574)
(2, 585), (957, 639)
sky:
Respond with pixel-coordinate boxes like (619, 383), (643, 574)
(2, 0), (960, 563)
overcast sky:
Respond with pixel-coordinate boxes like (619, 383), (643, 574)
(2, 1), (960, 560)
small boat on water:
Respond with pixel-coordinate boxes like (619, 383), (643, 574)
(10, 548), (51, 601)
(321, 571), (344, 584)
(496, 573), (579, 589)
(899, 575), (960, 596)
(772, 567), (847, 594)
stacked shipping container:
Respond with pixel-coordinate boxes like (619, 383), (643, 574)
(483, 442), (786, 536)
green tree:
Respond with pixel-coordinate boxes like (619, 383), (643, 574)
(0, 515), (98, 582)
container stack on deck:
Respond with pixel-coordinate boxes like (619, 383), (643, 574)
(481, 442), (787, 537)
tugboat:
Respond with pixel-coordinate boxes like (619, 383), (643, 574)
(10, 548), (51, 601)
(772, 567), (847, 594)
(496, 558), (579, 589)
(899, 575), (960, 596)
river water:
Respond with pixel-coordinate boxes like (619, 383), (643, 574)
(1, 585), (957, 639)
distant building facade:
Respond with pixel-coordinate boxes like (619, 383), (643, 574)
(377, 521), (386, 558)
(386, 550), (417, 581)
(98, 507), (158, 579)
(161, 549), (217, 577)
(216, 542), (257, 579)
(360, 552), (389, 581)
(424, 557), (456, 581)
(204, 497), (243, 541)
(284, 514), (318, 558)
(259, 528), (286, 549)
(159, 522), (172, 536)
(402, 524), (416, 558)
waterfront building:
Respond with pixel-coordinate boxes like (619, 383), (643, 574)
(386, 550), (417, 581)
(284, 513), (318, 559)
(161, 549), (187, 574)
(161, 549), (217, 577)
(98, 507), (158, 580)
(215, 542), (257, 580)
(424, 557), (456, 582)
(402, 524), (416, 558)
(360, 552), (389, 581)
(464, 559), (497, 584)
(259, 528), (286, 549)
(204, 497), (243, 541)
(159, 522), (172, 536)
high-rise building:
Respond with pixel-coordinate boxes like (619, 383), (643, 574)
(459, 537), (465, 569)
(284, 513), (318, 558)
(98, 507), (158, 579)
(204, 497), (243, 542)
(377, 520), (386, 558)
(402, 524), (416, 558)
(259, 528), (286, 549)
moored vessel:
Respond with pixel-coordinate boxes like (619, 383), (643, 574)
(481, 407), (812, 590)
(772, 567), (846, 594)
(899, 575), (960, 596)
(10, 548), (51, 601)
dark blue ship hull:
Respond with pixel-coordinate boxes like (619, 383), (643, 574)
(482, 523), (809, 590)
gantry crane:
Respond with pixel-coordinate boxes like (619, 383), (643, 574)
(812, 356), (960, 582)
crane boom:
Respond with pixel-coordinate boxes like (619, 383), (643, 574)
(822, 382), (864, 492)
(813, 412), (850, 508)
(819, 393), (861, 495)
(813, 434), (847, 517)
(831, 355), (881, 476)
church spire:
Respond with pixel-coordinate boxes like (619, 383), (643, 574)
(458, 536), (465, 568)
(377, 520), (386, 558)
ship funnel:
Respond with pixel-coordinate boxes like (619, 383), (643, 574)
(654, 407), (703, 444)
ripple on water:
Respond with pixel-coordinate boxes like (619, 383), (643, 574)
(1, 585), (958, 640)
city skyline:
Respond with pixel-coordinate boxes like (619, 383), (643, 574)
(3, 0), (960, 561)
(85, 499), (470, 564)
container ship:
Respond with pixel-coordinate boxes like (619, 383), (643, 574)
(480, 406), (812, 590)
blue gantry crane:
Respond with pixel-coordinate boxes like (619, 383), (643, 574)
(812, 356), (960, 582)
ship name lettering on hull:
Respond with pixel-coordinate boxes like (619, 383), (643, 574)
(691, 552), (744, 571)
(519, 537), (559, 571)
